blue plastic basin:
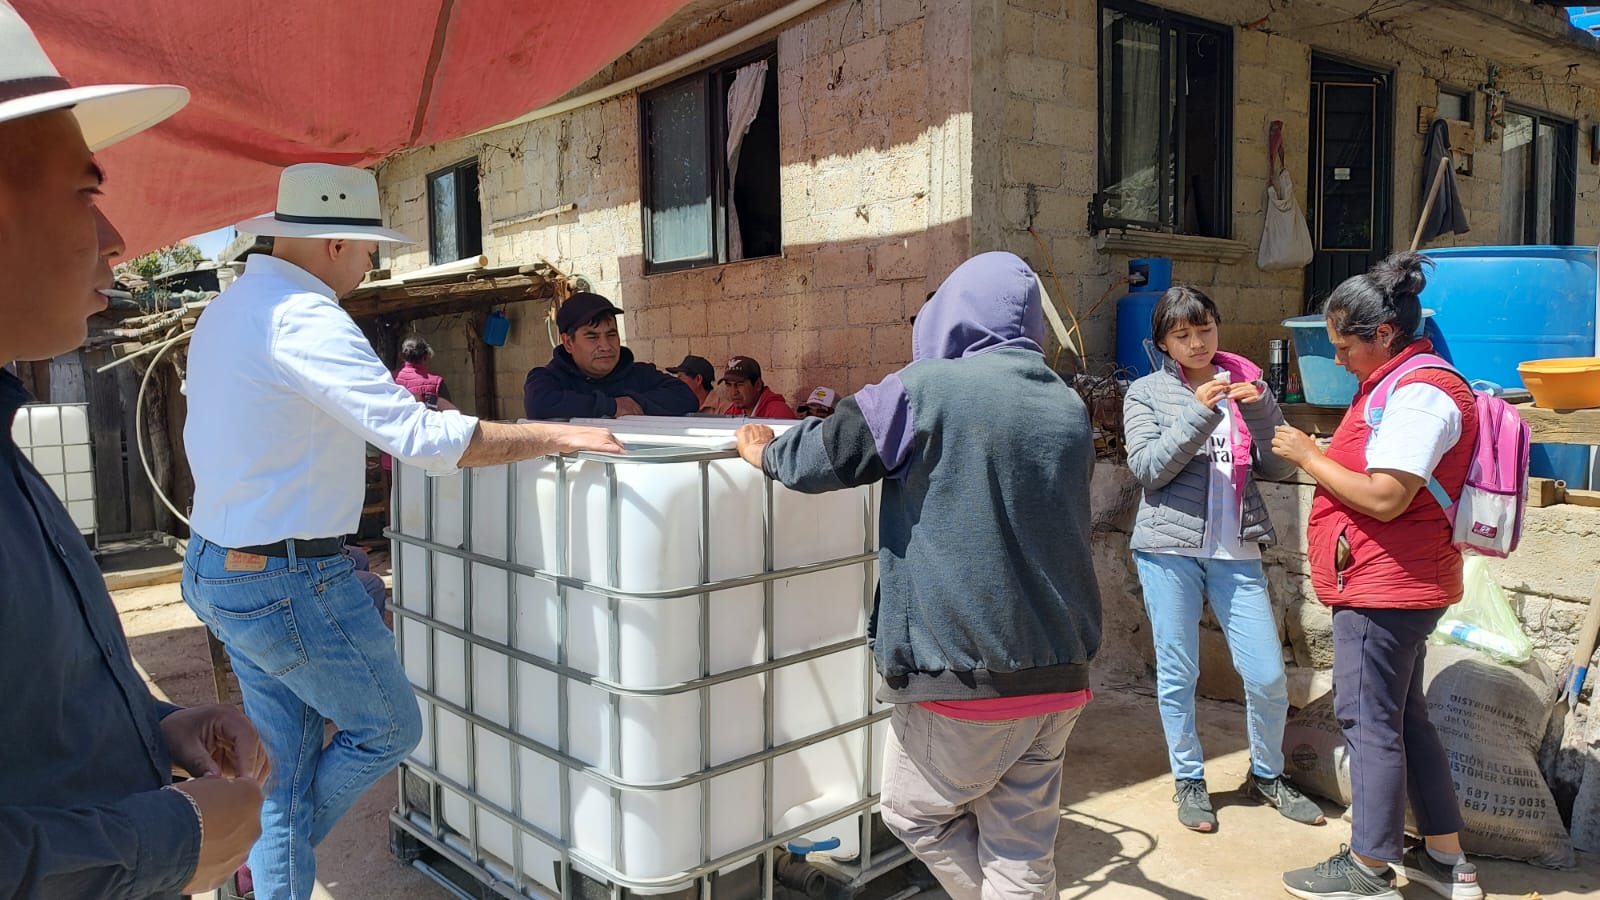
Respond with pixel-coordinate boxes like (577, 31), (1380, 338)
(1283, 312), (1433, 407)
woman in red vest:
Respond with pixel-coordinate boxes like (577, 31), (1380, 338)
(1270, 253), (1483, 900)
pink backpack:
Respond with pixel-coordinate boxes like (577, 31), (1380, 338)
(1366, 353), (1531, 558)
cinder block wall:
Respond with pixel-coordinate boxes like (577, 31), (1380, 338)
(377, 0), (975, 416)
(972, 0), (1600, 371)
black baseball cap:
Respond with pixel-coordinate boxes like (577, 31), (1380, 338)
(556, 291), (624, 335)
(667, 354), (715, 387)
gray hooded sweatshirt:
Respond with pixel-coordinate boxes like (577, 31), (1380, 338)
(761, 252), (1102, 703)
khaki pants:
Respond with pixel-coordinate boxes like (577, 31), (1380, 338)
(880, 703), (1082, 900)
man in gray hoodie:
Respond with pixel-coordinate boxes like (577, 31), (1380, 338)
(734, 251), (1101, 900)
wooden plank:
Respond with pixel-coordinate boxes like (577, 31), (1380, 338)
(1280, 403), (1347, 437)
(82, 349), (129, 536)
(1565, 488), (1600, 510)
(116, 365), (157, 534)
(469, 311), (497, 420)
(1515, 403), (1600, 445)
(1528, 476), (1561, 508)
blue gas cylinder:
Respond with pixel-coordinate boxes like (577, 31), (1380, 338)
(1115, 257), (1173, 377)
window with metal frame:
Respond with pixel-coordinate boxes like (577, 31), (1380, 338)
(427, 159), (483, 264)
(1499, 107), (1575, 245)
(1095, 0), (1232, 238)
(640, 46), (781, 273)
(1436, 86), (1472, 125)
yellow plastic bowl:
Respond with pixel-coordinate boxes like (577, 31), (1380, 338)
(1518, 357), (1600, 410)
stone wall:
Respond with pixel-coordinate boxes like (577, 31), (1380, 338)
(376, 0), (974, 415)
(973, 0), (1600, 370)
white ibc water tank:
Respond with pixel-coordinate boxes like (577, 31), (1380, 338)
(12, 403), (95, 535)
(391, 419), (887, 894)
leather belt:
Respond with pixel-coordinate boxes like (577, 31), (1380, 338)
(232, 537), (345, 559)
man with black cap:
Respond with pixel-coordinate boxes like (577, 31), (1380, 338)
(721, 356), (797, 419)
(666, 354), (723, 414)
(523, 291), (697, 419)
(0, 3), (266, 896)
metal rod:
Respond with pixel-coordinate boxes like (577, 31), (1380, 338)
(407, 683), (885, 793)
(555, 457), (574, 900)
(384, 529), (874, 600)
(463, 468), (482, 867)
(697, 459), (712, 869)
(392, 769), (887, 892)
(507, 460), (527, 894)
(389, 607), (867, 698)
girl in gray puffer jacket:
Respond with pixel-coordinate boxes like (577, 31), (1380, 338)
(1121, 286), (1324, 834)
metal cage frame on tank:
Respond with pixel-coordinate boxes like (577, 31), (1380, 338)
(386, 440), (919, 900)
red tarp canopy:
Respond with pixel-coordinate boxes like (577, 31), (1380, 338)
(17, 0), (694, 255)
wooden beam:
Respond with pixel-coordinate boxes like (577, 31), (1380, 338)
(83, 349), (129, 536)
(1528, 476), (1561, 508)
(1564, 488), (1600, 510)
(1515, 403), (1600, 446)
(341, 273), (550, 319)
(1280, 403), (1346, 437)
(469, 311), (497, 420)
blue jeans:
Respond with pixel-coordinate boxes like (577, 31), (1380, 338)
(182, 537), (422, 900)
(1132, 552), (1288, 782)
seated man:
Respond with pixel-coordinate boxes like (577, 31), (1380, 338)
(524, 292), (697, 419)
(797, 386), (838, 418)
(667, 355), (724, 413)
(721, 356), (797, 419)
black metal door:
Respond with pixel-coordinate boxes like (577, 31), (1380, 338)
(1305, 57), (1393, 312)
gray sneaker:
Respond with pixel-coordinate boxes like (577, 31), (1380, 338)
(1251, 774), (1327, 825)
(1172, 778), (1216, 832)
(1282, 845), (1400, 899)
(1401, 847), (1484, 900)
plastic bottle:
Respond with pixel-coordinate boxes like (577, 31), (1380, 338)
(1438, 620), (1523, 660)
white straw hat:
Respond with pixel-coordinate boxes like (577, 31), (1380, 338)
(235, 163), (414, 242)
(0, 2), (188, 151)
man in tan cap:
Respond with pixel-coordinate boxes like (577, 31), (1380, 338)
(0, 3), (266, 896)
(182, 162), (622, 898)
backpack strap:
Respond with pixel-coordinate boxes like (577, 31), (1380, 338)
(1362, 353), (1459, 519)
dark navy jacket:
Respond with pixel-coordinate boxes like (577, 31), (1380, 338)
(761, 252), (1102, 703)
(0, 369), (199, 898)
(522, 346), (697, 419)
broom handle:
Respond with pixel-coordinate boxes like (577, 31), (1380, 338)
(1409, 156), (1452, 252)
(1569, 579), (1600, 700)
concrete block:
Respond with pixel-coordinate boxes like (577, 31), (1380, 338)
(813, 246), (872, 288)
(1033, 102), (1074, 147)
(888, 20), (925, 69)
(1034, 12), (1076, 62)
(1003, 141), (1064, 188)
(1003, 6), (1034, 52)
(1003, 98), (1035, 142)
(842, 34), (888, 83)
(719, 261), (771, 300)
(1004, 56), (1066, 103)
(803, 290), (848, 329)
(845, 283), (905, 325)
(1285, 595), (1334, 669)
(874, 236), (928, 280)
(882, 0), (926, 30)
(1010, 0), (1067, 17)
(669, 303), (708, 337)
(1286, 664), (1335, 709)
(750, 296), (800, 333)
(873, 324), (913, 366)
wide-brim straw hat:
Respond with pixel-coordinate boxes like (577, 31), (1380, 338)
(236, 163), (414, 242)
(0, 2), (189, 151)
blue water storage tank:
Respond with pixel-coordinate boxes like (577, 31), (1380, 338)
(1419, 246), (1597, 487)
(1115, 257), (1174, 377)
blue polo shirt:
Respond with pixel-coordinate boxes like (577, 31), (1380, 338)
(0, 369), (199, 898)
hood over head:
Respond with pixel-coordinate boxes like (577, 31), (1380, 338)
(912, 251), (1045, 362)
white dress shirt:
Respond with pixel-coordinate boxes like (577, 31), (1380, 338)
(185, 255), (478, 546)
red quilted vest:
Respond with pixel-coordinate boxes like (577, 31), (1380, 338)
(1306, 340), (1477, 610)
(394, 361), (443, 403)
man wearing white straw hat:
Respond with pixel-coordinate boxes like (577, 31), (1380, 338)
(181, 162), (623, 898)
(0, 2), (268, 897)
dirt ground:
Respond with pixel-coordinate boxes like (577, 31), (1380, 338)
(117, 580), (1599, 900)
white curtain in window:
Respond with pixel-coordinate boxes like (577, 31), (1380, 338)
(1499, 112), (1533, 244)
(1101, 12), (1163, 225)
(725, 59), (769, 261)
